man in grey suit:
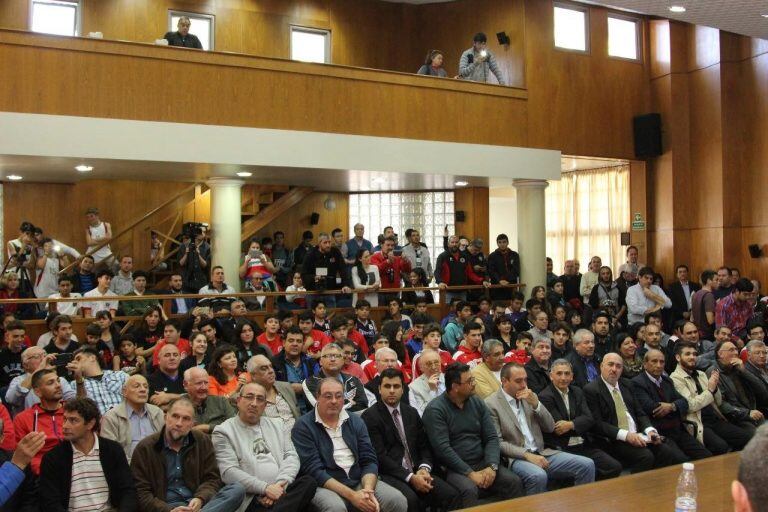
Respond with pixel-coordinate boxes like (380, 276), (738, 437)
(247, 355), (301, 430)
(485, 362), (595, 494)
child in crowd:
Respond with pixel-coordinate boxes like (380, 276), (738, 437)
(84, 322), (114, 369)
(411, 324), (453, 378)
(505, 331), (533, 365)
(114, 335), (146, 375)
(312, 300), (331, 335)
(299, 311), (331, 358)
(505, 291), (526, 325)
(354, 300), (377, 349)
(383, 298), (412, 332)
(284, 272), (307, 308)
(344, 316), (370, 360)
(405, 313), (430, 360)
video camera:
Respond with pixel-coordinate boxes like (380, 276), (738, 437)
(181, 222), (209, 238)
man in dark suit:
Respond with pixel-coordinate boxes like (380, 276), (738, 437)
(584, 353), (687, 473)
(667, 265), (701, 325)
(565, 329), (601, 388)
(630, 349), (712, 460)
(539, 358), (622, 480)
(362, 368), (462, 511)
(164, 272), (198, 314)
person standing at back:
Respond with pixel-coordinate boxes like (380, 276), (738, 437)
(84, 207), (114, 270)
(458, 33), (506, 85)
(163, 16), (203, 49)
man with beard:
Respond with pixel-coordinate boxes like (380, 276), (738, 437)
(435, 236), (489, 304)
(589, 266), (627, 326)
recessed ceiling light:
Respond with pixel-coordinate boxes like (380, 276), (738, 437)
(236, 171), (252, 177)
(6, 175), (22, 181)
(668, 5), (686, 13)
(371, 177), (387, 184)
(762, 13), (768, 18)
(455, 181), (469, 187)
(75, 165), (93, 172)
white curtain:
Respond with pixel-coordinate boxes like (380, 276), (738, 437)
(545, 165), (630, 273)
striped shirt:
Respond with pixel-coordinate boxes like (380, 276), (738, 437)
(77, 371), (128, 415)
(69, 434), (111, 512)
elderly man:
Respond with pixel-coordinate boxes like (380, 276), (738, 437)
(707, 341), (768, 429)
(362, 368), (462, 511)
(182, 367), (236, 434)
(584, 353), (686, 473)
(528, 311), (553, 346)
(212, 382), (317, 512)
(247, 355), (300, 431)
(148, 344), (185, 409)
(302, 343), (370, 412)
(525, 339), (552, 394)
(731, 424), (768, 512)
(539, 359), (622, 480)
(565, 329), (601, 388)
(630, 349), (711, 460)
(744, 340), (768, 389)
(485, 362), (595, 494)
(5, 346), (75, 415)
(101, 374), (165, 461)
(626, 267), (672, 325)
(365, 347), (409, 403)
(163, 16), (204, 49)
(423, 363), (523, 506)
(131, 397), (246, 512)
(292, 378), (408, 512)
(68, 346), (128, 414)
(472, 339), (505, 399)
(409, 349), (445, 416)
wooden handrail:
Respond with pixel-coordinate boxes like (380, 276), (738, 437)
(59, 182), (202, 274)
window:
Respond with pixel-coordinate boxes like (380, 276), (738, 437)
(553, 4), (588, 52)
(349, 191), (454, 270)
(31, 0), (79, 36)
(168, 11), (214, 51)
(545, 165), (630, 273)
(290, 27), (330, 64)
(608, 16), (640, 60)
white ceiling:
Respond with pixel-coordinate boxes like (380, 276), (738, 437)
(383, 0), (768, 39)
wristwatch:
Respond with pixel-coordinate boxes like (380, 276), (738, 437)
(489, 464), (498, 472)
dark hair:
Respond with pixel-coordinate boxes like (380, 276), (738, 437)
(644, 311), (663, 324)
(5, 320), (25, 332)
(381, 320), (406, 362)
(355, 299), (371, 309)
(277, 310), (293, 322)
(628, 322), (646, 340)
(423, 49), (443, 66)
(165, 318), (181, 331)
(463, 321), (483, 335)
(95, 310), (113, 321)
(74, 346), (100, 359)
(234, 319), (257, 346)
(515, 331), (533, 343)
(445, 362), (470, 391)
(209, 344), (238, 385)
(137, 305), (164, 334)
(31, 367), (57, 389)
(312, 300), (327, 310)
(410, 313), (431, 326)
(626, 245), (638, 254)
(423, 323), (442, 339)
(473, 32), (487, 43)
(19, 221), (34, 234)
(354, 248), (371, 288)
(512, 291), (525, 302)
(500, 361), (524, 380)
(331, 228), (342, 237)
(58, 275), (73, 284)
(96, 269), (114, 279)
(675, 341), (698, 356)
(298, 311), (314, 322)
(612, 332), (633, 353)
(735, 278), (755, 293)
(638, 266), (654, 278)
(63, 397), (101, 427)
(379, 367), (405, 386)
(496, 233), (508, 242)
(455, 300), (471, 313)
(51, 314), (73, 331)
(388, 297), (404, 309)
(285, 325), (303, 339)
(700, 269), (717, 285)
(552, 321), (572, 335)
(85, 323), (102, 337)
(676, 264), (689, 273)
(410, 267), (429, 287)
(133, 270), (149, 281)
(330, 315), (348, 332)
(525, 298), (543, 311)
(592, 310), (611, 324)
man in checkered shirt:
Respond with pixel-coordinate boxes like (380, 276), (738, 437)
(68, 346), (127, 414)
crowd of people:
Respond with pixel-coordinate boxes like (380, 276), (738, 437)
(1, 209), (768, 510)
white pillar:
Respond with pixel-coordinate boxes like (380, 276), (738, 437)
(207, 178), (244, 290)
(513, 179), (548, 292)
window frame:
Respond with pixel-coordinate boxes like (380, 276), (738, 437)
(553, 1), (590, 54)
(167, 10), (216, 51)
(606, 13), (642, 62)
(289, 25), (332, 64)
(29, 0), (81, 37)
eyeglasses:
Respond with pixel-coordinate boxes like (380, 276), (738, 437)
(422, 360), (441, 367)
(240, 394), (267, 403)
(321, 354), (342, 360)
(460, 377), (476, 385)
(320, 393), (345, 401)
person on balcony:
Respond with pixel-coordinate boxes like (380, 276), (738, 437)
(163, 16), (204, 50)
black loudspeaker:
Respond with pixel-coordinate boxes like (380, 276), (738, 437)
(633, 113), (662, 158)
(748, 244), (762, 258)
(310, 212), (320, 225)
(620, 232), (631, 246)
(455, 211), (466, 223)
(496, 31), (510, 45)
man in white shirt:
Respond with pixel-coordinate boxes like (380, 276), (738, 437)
(626, 267), (672, 324)
(47, 275), (81, 317)
(81, 269), (119, 317)
(409, 349), (445, 416)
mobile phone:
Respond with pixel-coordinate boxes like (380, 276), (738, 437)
(54, 352), (74, 367)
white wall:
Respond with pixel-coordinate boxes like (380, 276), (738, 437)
(489, 187), (518, 251)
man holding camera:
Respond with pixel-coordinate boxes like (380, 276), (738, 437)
(459, 32), (506, 85)
(179, 225), (210, 292)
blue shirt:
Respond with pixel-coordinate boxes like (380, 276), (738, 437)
(584, 357), (599, 383)
(0, 462), (24, 506)
(79, 273), (96, 293)
(163, 436), (193, 504)
(128, 406), (156, 458)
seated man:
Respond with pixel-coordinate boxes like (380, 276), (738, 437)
(472, 339), (505, 399)
(131, 397), (246, 512)
(485, 362), (595, 495)
(182, 367), (236, 434)
(451, 321), (483, 368)
(247, 355), (301, 431)
(525, 339), (552, 394)
(5, 346), (75, 415)
(744, 340), (768, 389)
(292, 377), (408, 512)
(122, 270), (159, 316)
(423, 363), (523, 506)
(101, 374), (165, 462)
(364, 347), (409, 403)
(584, 353), (687, 473)
(362, 369), (462, 511)
(68, 346), (128, 414)
(212, 382), (317, 512)
(565, 329), (601, 388)
(302, 343), (370, 413)
(671, 342), (753, 453)
(630, 349), (711, 460)
(38, 397), (136, 511)
(271, 326), (317, 414)
(409, 349), (446, 416)
(148, 343), (186, 410)
(539, 359), (623, 480)
(732, 424), (768, 512)
(707, 341), (768, 430)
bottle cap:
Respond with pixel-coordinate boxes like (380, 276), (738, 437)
(683, 462), (694, 471)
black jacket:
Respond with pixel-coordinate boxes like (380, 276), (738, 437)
(301, 246), (350, 292)
(584, 378), (652, 441)
(667, 281), (701, 323)
(524, 359), (551, 394)
(565, 351), (601, 388)
(361, 400), (433, 482)
(487, 248), (520, 284)
(630, 372), (689, 434)
(163, 31), (203, 49)
(38, 436), (137, 512)
(539, 383), (596, 450)
(364, 375), (410, 403)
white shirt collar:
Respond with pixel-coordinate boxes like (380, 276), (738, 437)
(601, 376), (621, 393)
(314, 407), (349, 429)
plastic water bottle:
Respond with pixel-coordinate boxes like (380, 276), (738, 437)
(675, 462), (698, 511)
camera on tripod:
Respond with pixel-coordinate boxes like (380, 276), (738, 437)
(181, 222), (208, 238)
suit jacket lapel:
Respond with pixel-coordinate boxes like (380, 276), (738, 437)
(498, 392), (524, 438)
(379, 401), (404, 449)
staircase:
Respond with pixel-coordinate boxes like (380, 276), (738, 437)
(240, 185), (314, 243)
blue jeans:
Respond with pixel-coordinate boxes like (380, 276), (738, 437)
(169, 483), (246, 512)
(510, 451), (595, 494)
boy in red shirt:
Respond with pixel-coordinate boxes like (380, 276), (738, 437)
(505, 331), (533, 365)
(411, 324), (453, 378)
(257, 313), (283, 354)
(151, 319), (190, 366)
(452, 320), (483, 368)
(298, 311), (330, 359)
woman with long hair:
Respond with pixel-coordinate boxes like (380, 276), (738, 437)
(180, 332), (210, 372)
(615, 332), (643, 379)
(233, 319), (272, 370)
(401, 268), (434, 306)
(416, 50), (448, 77)
(95, 309), (121, 353)
(380, 320), (412, 382)
(207, 344), (249, 399)
(351, 249), (381, 307)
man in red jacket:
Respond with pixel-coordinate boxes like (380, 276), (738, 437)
(371, 237), (411, 305)
(13, 367), (64, 474)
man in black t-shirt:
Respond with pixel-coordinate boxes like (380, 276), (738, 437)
(163, 16), (203, 49)
(0, 320), (26, 388)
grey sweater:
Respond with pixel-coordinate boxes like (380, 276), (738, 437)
(459, 48), (506, 85)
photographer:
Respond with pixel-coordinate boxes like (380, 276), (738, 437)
(458, 32), (506, 85)
(239, 238), (276, 289)
(32, 226), (80, 260)
(178, 224), (210, 293)
(33, 238), (62, 300)
(5, 222), (36, 299)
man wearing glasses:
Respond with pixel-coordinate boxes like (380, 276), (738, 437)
(302, 344), (371, 413)
(422, 363), (523, 506)
(212, 382), (317, 512)
(292, 378), (408, 512)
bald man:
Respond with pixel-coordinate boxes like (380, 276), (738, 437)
(732, 424), (768, 512)
(182, 367), (235, 434)
(5, 346), (75, 416)
(101, 374), (165, 461)
(148, 343), (184, 409)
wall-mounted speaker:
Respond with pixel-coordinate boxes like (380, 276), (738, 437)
(496, 31), (510, 45)
(620, 232), (631, 246)
(455, 211), (466, 223)
(748, 244), (762, 259)
(633, 113), (662, 158)
(310, 212), (320, 225)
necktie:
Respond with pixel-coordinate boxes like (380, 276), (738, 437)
(392, 409), (414, 473)
(611, 388), (630, 430)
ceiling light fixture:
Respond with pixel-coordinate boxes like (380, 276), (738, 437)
(6, 175), (22, 181)
(75, 165), (93, 172)
(762, 13), (768, 18)
(455, 181), (469, 187)
(236, 171), (252, 177)
(668, 5), (686, 13)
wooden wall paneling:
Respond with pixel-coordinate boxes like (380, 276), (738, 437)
(453, 187), (489, 245)
(3, 183), (79, 252)
(649, 20), (670, 79)
(0, 0), (27, 30)
(628, 161), (648, 264)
